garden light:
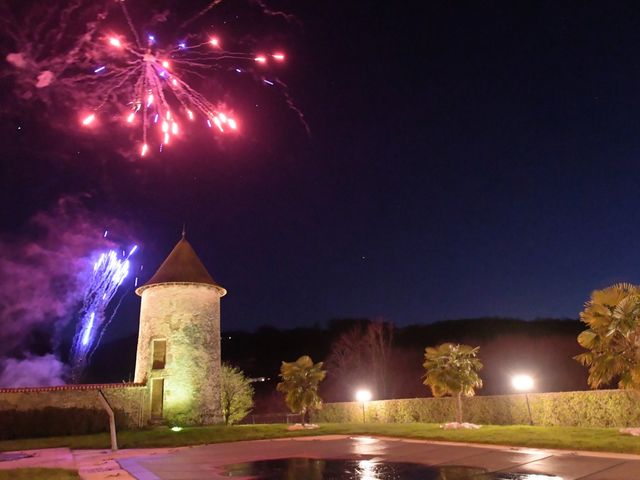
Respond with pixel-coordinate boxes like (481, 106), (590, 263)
(171, 426), (183, 432)
(356, 389), (372, 403)
(355, 389), (372, 423)
(512, 374), (534, 391)
(511, 374), (534, 425)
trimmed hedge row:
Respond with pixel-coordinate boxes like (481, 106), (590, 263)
(313, 389), (640, 427)
(0, 407), (127, 440)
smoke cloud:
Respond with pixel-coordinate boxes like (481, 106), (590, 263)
(251, 0), (301, 25)
(6, 52), (27, 69)
(0, 195), (131, 386)
(0, 354), (67, 388)
(36, 70), (55, 88)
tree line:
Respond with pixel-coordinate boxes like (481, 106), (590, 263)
(222, 283), (640, 423)
(219, 316), (585, 413)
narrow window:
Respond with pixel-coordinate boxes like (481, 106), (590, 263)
(150, 378), (164, 419)
(152, 339), (167, 370)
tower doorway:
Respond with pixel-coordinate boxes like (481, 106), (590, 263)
(150, 378), (164, 419)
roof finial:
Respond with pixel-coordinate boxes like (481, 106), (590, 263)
(181, 223), (186, 239)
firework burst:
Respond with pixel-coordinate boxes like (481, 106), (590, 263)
(3, 0), (299, 157)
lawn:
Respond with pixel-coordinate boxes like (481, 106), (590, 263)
(0, 469), (79, 479)
(1, 423), (639, 455)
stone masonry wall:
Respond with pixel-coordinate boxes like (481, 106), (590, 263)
(136, 283), (222, 425)
(0, 384), (147, 429)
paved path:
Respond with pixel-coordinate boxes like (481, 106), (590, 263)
(1, 436), (640, 479)
(0, 445), (172, 479)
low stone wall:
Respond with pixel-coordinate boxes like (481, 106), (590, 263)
(0, 383), (148, 430)
(313, 389), (640, 428)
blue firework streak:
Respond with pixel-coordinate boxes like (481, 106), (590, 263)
(70, 244), (138, 381)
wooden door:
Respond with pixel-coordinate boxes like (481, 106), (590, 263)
(151, 378), (164, 419)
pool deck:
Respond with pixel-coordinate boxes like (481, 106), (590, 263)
(1, 436), (640, 479)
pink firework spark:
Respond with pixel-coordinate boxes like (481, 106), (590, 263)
(89, 2), (287, 156)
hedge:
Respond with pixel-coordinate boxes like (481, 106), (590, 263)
(312, 389), (640, 427)
(0, 407), (127, 440)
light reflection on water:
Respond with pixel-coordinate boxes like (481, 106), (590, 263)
(357, 459), (377, 480)
(222, 458), (563, 479)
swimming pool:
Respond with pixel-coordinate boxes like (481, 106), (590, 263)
(222, 457), (562, 479)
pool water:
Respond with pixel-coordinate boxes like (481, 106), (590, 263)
(222, 458), (562, 479)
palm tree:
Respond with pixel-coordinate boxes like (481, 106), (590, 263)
(277, 355), (326, 424)
(423, 343), (483, 423)
(574, 283), (640, 389)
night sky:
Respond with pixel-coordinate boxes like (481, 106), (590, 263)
(3, 0), (640, 347)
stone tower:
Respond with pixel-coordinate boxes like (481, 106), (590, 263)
(134, 234), (226, 425)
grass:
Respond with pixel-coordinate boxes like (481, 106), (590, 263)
(1, 423), (639, 455)
(0, 469), (79, 479)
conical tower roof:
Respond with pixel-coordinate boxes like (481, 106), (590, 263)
(135, 236), (226, 296)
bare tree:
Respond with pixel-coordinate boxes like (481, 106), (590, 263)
(325, 320), (394, 399)
(366, 320), (394, 398)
